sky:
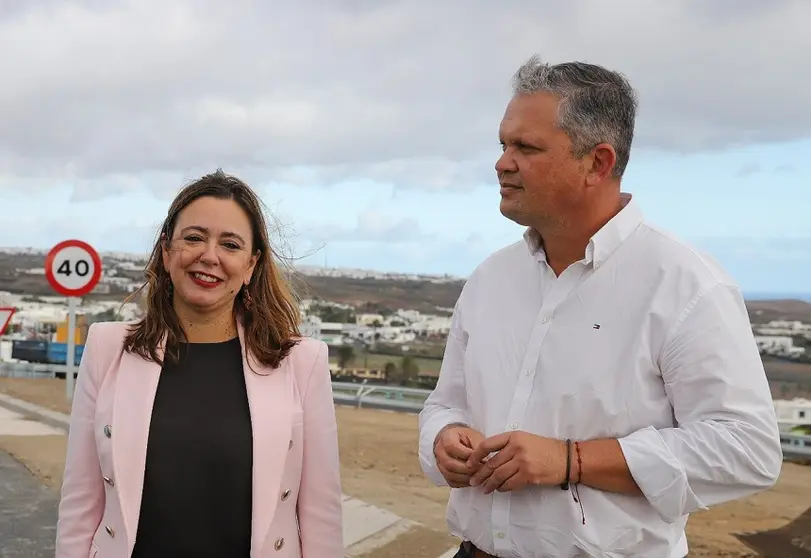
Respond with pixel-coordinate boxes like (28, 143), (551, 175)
(1, 1), (809, 296)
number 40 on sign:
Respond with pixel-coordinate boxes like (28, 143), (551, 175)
(45, 239), (102, 297)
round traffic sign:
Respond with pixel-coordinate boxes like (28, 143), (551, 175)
(44, 239), (103, 297)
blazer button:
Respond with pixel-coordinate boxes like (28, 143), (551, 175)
(274, 537), (285, 550)
(105, 525), (115, 537)
(281, 489), (290, 501)
(103, 425), (112, 438)
(103, 475), (115, 487)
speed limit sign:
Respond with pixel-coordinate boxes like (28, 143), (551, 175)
(44, 239), (103, 297)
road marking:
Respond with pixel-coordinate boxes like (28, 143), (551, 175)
(343, 496), (404, 548)
(0, 406), (63, 436)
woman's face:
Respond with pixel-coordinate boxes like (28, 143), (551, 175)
(162, 196), (258, 314)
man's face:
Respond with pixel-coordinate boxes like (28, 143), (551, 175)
(495, 92), (589, 230)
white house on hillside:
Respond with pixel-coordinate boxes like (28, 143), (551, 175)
(774, 398), (811, 425)
(754, 335), (805, 358)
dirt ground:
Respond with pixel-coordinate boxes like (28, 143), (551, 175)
(2, 378), (811, 557)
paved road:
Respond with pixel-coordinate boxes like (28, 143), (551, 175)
(0, 451), (58, 558)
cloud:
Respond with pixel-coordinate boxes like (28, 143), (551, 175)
(298, 209), (435, 247)
(735, 163), (762, 178)
(733, 162), (796, 178)
(774, 163), (796, 174)
(1, 0), (810, 197)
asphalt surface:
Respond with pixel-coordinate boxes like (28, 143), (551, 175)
(0, 451), (58, 558)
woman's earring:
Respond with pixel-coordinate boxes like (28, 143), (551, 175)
(241, 284), (253, 310)
(164, 275), (173, 297)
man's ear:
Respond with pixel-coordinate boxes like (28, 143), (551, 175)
(585, 143), (618, 187)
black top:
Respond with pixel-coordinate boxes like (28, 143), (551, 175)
(131, 337), (253, 558)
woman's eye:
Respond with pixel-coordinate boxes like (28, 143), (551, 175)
(184, 235), (203, 242)
(224, 243), (240, 250)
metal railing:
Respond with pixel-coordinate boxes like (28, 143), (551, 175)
(781, 432), (811, 460)
(0, 362), (432, 413)
(0, 361), (68, 379)
(331, 381), (432, 413)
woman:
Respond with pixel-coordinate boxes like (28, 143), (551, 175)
(55, 170), (344, 558)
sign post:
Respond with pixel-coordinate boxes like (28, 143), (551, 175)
(0, 307), (16, 336)
(44, 240), (102, 400)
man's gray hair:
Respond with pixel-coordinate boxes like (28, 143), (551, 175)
(511, 55), (638, 178)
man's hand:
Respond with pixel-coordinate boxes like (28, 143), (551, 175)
(466, 431), (568, 494)
(434, 425), (485, 488)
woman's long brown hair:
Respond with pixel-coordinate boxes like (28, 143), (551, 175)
(122, 169), (301, 371)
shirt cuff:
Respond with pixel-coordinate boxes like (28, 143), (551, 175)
(618, 425), (707, 523)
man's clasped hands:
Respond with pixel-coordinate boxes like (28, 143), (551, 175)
(433, 424), (575, 494)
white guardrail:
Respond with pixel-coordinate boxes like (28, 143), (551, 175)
(2, 362), (810, 459)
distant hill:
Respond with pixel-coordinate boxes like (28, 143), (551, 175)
(290, 274), (464, 315)
(1, 251), (809, 321)
(746, 299), (811, 324)
(763, 356), (811, 399)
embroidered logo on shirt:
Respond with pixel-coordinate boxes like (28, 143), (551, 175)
(592, 324), (601, 329)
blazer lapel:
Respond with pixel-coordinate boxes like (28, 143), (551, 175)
(238, 323), (295, 556)
(111, 341), (164, 557)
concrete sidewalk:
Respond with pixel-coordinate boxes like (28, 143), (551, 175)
(0, 392), (457, 557)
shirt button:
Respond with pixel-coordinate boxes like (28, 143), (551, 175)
(524, 369), (531, 376)
(496, 532), (506, 539)
(510, 422), (518, 429)
(541, 316), (548, 323)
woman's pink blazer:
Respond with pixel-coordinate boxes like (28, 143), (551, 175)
(54, 320), (344, 557)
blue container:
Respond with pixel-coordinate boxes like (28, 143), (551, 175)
(11, 340), (50, 364)
(46, 342), (85, 365)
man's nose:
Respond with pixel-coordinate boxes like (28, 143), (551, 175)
(495, 150), (517, 176)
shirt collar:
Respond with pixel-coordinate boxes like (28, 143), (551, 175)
(523, 192), (643, 269)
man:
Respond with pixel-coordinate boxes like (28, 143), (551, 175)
(418, 55), (782, 558)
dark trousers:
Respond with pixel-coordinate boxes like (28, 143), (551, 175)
(453, 542), (477, 557)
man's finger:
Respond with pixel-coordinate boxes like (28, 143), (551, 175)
(439, 456), (475, 475)
(497, 472), (524, 493)
(459, 431), (482, 449)
(438, 463), (473, 487)
(481, 462), (519, 494)
(445, 441), (474, 461)
(467, 433), (510, 465)
(469, 447), (515, 486)
(443, 471), (472, 487)
(466, 441), (513, 470)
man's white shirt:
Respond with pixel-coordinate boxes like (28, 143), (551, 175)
(418, 194), (782, 558)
